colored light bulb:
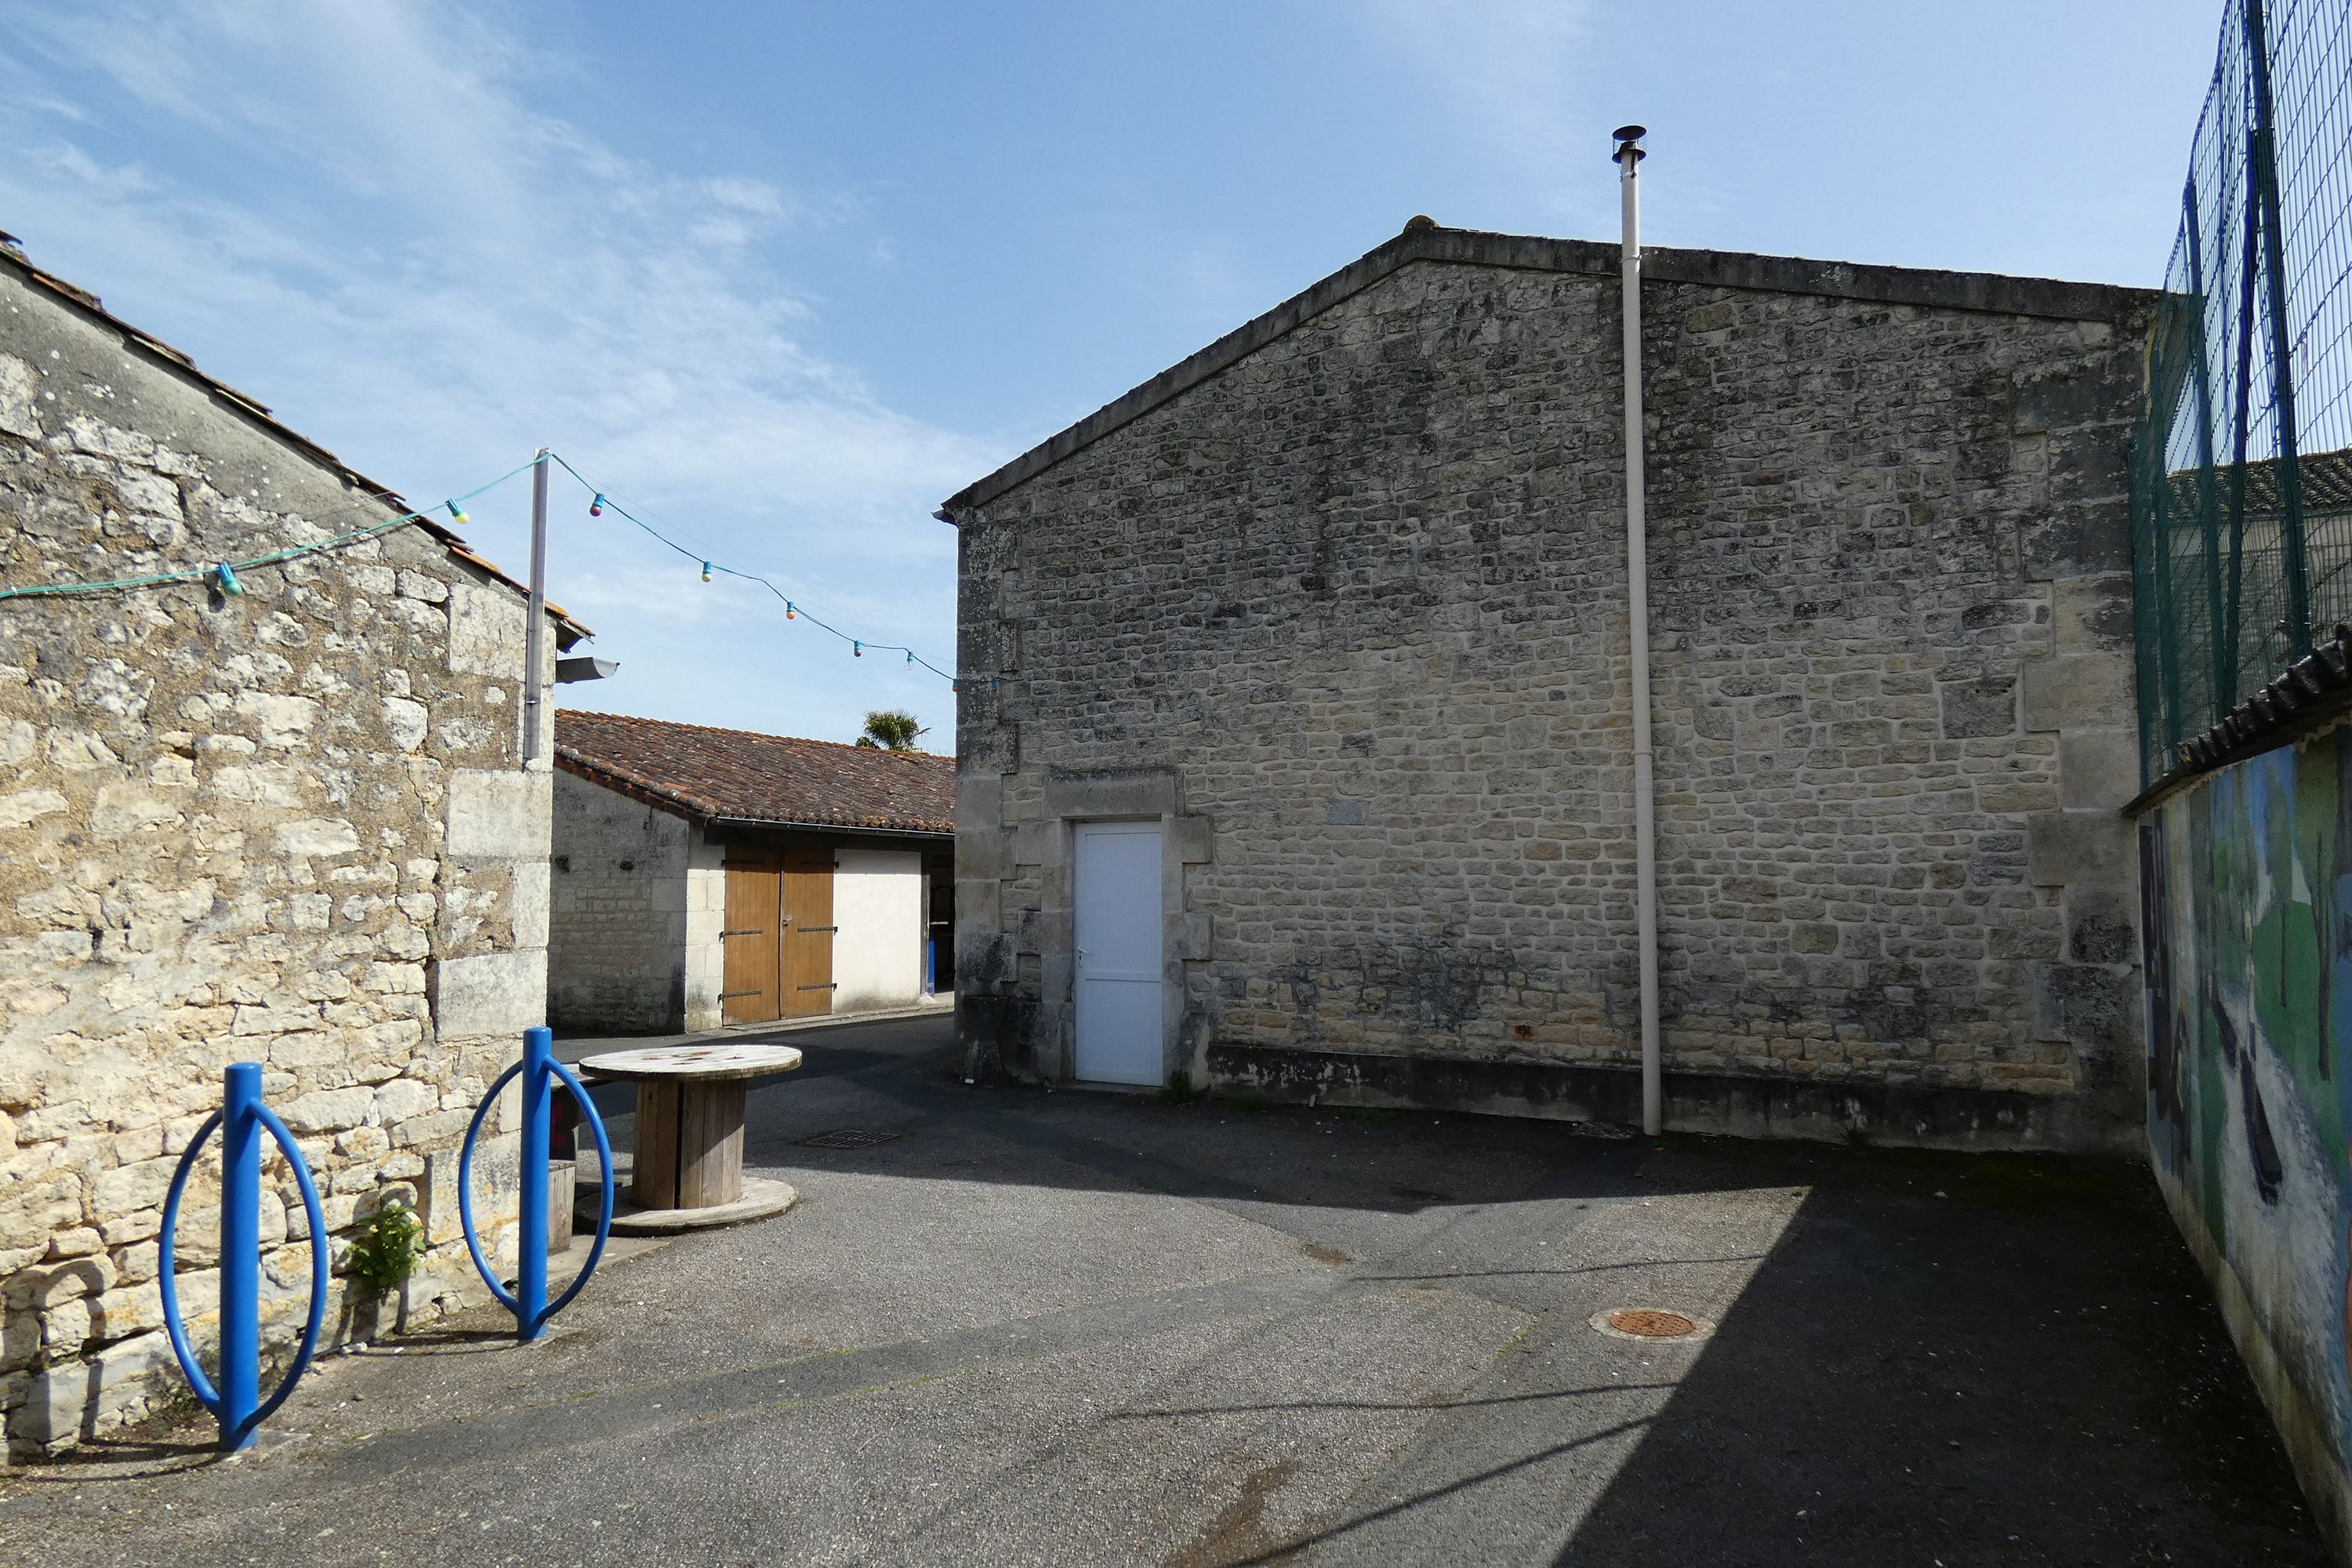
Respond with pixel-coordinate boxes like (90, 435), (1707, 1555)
(214, 561), (245, 597)
(853, 641), (862, 657)
(785, 601), (795, 619)
(446, 499), (468, 525)
(590, 493), (605, 517)
(701, 561), (713, 582)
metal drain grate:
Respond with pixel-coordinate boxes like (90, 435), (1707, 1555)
(1604, 1308), (1698, 1338)
(796, 1127), (902, 1149)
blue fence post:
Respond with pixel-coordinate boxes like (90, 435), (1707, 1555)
(927, 938), (936, 995)
(158, 1064), (328, 1451)
(517, 1025), (551, 1341)
(218, 1062), (263, 1450)
(457, 1027), (613, 1340)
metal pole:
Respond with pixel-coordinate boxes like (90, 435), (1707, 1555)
(523, 450), (550, 764)
(2245, 0), (2309, 655)
(219, 1062), (262, 1450)
(517, 1025), (552, 1340)
(1613, 125), (1663, 1138)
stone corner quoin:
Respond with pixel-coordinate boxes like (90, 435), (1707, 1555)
(946, 231), (2152, 1152)
(0, 257), (561, 1459)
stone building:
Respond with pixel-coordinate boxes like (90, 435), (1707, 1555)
(944, 222), (2154, 1150)
(0, 238), (582, 1457)
(550, 711), (954, 1035)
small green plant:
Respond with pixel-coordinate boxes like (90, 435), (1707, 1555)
(1160, 1068), (1196, 1105)
(347, 1197), (426, 1295)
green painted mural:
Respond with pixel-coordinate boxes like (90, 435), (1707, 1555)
(2143, 724), (2352, 1513)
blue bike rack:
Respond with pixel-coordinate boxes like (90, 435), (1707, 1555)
(457, 1026), (614, 1340)
(158, 1062), (328, 1451)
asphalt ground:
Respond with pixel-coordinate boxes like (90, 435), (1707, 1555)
(0, 1013), (2325, 1566)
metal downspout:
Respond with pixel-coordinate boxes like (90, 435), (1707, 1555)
(1613, 125), (1664, 1138)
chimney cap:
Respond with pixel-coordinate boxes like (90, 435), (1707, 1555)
(1612, 125), (1646, 143)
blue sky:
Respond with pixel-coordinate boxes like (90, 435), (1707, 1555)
(0, 1), (2221, 749)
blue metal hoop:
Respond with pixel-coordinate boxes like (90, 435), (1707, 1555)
(157, 1100), (329, 1435)
(456, 1054), (614, 1333)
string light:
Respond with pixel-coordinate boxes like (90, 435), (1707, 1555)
(0, 456), (541, 603)
(1, 445), (986, 692)
(543, 452), (978, 684)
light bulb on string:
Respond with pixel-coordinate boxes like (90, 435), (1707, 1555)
(590, 493), (604, 517)
(701, 561), (713, 582)
(785, 601), (796, 619)
(853, 641), (862, 658)
(445, 500), (468, 525)
(213, 562), (245, 597)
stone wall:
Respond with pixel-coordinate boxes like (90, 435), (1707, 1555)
(547, 769), (699, 1034)
(949, 232), (2152, 1149)
(0, 259), (555, 1457)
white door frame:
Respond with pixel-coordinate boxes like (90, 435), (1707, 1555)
(1072, 819), (1167, 1086)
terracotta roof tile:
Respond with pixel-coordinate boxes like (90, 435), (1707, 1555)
(555, 710), (953, 835)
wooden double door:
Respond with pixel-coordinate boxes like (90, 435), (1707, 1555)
(720, 844), (835, 1023)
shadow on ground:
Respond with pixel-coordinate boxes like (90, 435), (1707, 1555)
(0, 1012), (2322, 1567)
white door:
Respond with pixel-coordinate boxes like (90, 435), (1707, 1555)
(1073, 822), (1164, 1085)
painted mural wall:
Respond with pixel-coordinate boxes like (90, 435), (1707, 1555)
(2143, 724), (2352, 1538)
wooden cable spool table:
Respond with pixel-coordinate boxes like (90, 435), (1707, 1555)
(575, 1043), (803, 1232)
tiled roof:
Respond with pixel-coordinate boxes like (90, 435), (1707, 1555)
(2133, 620), (2352, 810)
(554, 710), (953, 835)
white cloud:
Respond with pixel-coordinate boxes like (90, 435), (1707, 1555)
(0, 0), (993, 739)
(1354, 0), (1599, 219)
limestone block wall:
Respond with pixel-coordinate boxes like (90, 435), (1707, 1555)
(951, 238), (2152, 1149)
(548, 769), (695, 1034)
(0, 262), (555, 1457)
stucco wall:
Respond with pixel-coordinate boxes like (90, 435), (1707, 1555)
(2142, 727), (2352, 1558)
(833, 848), (924, 1013)
(0, 263), (554, 1457)
(548, 769), (692, 1034)
(953, 243), (2151, 1148)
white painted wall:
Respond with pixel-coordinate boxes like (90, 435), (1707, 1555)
(682, 829), (727, 1032)
(833, 848), (924, 1013)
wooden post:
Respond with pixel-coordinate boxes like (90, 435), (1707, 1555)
(633, 1080), (681, 1209)
(677, 1080), (747, 1207)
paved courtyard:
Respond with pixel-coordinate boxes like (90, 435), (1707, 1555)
(0, 1013), (2325, 1566)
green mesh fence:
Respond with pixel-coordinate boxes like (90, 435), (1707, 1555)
(2132, 0), (2352, 785)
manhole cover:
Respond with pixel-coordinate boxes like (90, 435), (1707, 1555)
(1591, 1308), (1715, 1341)
(796, 1127), (902, 1149)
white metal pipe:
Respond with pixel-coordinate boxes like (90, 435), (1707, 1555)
(1613, 129), (1663, 1138)
(523, 448), (550, 766)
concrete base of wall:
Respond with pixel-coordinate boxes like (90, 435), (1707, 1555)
(2156, 1167), (2352, 1566)
(1203, 1045), (2141, 1155)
